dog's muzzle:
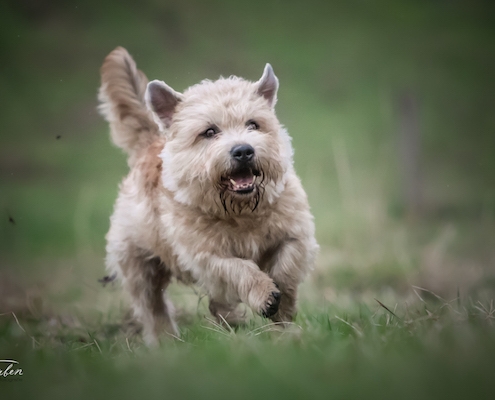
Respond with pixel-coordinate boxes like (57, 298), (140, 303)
(223, 144), (260, 194)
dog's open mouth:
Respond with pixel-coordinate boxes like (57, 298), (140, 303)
(223, 169), (259, 194)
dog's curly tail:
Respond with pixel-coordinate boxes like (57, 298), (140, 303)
(98, 47), (159, 164)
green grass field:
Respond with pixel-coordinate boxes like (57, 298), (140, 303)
(1, 0), (494, 398)
(1, 290), (495, 399)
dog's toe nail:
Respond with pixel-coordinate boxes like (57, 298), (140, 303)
(261, 291), (281, 318)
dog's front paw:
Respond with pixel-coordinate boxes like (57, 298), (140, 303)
(261, 289), (281, 318)
(247, 275), (281, 318)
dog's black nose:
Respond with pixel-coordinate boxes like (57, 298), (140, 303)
(231, 144), (255, 163)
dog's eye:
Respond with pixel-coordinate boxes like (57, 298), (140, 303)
(246, 120), (259, 131)
(202, 127), (218, 138)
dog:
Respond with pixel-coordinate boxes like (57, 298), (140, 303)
(98, 47), (318, 345)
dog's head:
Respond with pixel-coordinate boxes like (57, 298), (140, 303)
(145, 65), (293, 216)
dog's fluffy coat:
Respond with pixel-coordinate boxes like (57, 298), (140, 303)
(98, 47), (318, 345)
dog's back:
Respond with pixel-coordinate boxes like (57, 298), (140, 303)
(98, 47), (159, 166)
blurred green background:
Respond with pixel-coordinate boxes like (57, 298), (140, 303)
(0, 0), (495, 397)
(1, 0), (494, 300)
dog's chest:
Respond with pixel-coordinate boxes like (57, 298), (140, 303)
(210, 219), (270, 260)
(228, 230), (263, 260)
(179, 215), (277, 258)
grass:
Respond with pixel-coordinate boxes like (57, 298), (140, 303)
(1, 0), (495, 398)
(1, 287), (495, 399)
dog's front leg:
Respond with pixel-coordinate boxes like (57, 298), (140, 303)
(268, 238), (315, 322)
(192, 255), (281, 318)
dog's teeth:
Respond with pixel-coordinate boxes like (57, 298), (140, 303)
(229, 179), (237, 186)
(252, 176), (256, 183)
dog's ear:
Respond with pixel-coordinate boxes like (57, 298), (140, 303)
(256, 64), (279, 107)
(145, 80), (183, 129)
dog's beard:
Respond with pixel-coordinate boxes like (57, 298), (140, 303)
(216, 160), (267, 215)
(164, 150), (285, 217)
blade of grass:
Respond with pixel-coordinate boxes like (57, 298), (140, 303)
(374, 299), (403, 323)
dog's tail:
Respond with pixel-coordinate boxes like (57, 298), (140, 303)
(98, 47), (158, 163)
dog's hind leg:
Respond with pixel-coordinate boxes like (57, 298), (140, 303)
(112, 248), (178, 346)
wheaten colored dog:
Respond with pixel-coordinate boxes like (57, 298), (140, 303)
(98, 47), (318, 345)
